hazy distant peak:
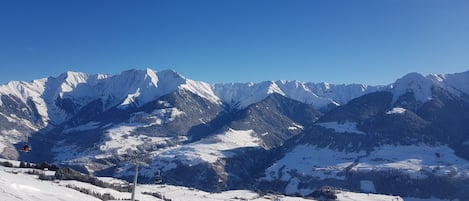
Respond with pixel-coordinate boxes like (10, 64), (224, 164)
(427, 70), (469, 96)
(391, 72), (433, 103)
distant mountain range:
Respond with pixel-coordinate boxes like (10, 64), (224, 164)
(1, 68), (469, 200)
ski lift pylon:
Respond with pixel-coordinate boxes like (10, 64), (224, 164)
(155, 169), (162, 184)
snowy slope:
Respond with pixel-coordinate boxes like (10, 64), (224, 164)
(53, 122), (263, 175)
(263, 144), (469, 194)
(0, 166), (102, 201)
(153, 128), (260, 165)
(0, 158), (403, 201)
(121, 128), (263, 177)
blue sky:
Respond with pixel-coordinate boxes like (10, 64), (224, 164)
(1, 0), (468, 85)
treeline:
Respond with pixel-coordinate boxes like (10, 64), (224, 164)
(19, 161), (60, 171)
(55, 167), (132, 192)
(142, 191), (172, 201)
(65, 184), (117, 201)
(0, 161), (14, 167)
(0, 160), (131, 192)
(0, 160), (61, 171)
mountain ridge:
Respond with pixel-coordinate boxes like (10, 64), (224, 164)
(0, 68), (386, 127)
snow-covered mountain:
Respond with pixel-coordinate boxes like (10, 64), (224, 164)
(258, 70), (469, 200)
(0, 68), (380, 127)
(213, 80), (381, 110)
(0, 69), (220, 125)
(1, 68), (469, 200)
(0, 68), (378, 161)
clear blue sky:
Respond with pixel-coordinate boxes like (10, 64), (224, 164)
(1, 0), (468, 85)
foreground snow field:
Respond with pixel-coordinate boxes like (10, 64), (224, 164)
(0, 158), (403, 201)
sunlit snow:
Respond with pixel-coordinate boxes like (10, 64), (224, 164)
(386, 107), (407, 114)
(129, 108), (185, 126)
(392, 72), (433, 103)
(98, 124), (173, 156)
(263, 144), (469, 194)
(0, 129), (22, 153)
(0, 160), (403, 201)
(288, 122), (304, 131)
(154, 128), (260, 167)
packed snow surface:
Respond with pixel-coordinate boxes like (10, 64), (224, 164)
(0, 166), (101, 201)
(335, 191), (403, 201)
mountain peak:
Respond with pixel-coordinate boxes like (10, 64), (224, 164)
(391, 72), (433, 103)
(57, 71), (90, 92)
(111, 68), (189, 108)
(158, 69), (185, 79)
